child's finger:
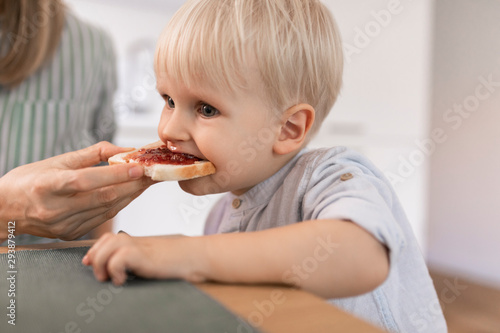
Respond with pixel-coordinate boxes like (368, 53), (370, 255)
(89, 233), (129, 281)
(84, 232), (114, 265)
(107, 248), (134, 286)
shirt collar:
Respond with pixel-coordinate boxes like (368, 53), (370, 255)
(229, 148), (309, 209)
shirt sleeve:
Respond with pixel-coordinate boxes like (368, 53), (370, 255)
(301, 150), (407, 265)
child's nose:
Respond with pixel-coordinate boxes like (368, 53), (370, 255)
(158, 108), (191, 143)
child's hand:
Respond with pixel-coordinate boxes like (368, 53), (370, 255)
(82, 232), (201, 285)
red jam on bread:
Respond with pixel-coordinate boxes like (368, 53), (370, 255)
(124, 145), (201, 166)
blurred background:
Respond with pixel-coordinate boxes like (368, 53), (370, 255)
(65, 0), (500, 331)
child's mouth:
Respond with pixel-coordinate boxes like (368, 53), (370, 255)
(166, 141), (209, 162)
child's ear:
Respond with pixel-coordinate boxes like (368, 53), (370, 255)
(273, 103), (315, 155)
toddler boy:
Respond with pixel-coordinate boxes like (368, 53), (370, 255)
(84, 1), (446, 331)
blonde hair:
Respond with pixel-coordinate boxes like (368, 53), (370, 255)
(155, 0), (343, 135)
(0, 0), (65, 87)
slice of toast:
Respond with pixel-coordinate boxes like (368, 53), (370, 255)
(109, 141), (216, 181)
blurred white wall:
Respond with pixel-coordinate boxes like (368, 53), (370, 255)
(65, 0), (170, 132)
(316, 0), (434, 250)
(427, 0), (500, 288)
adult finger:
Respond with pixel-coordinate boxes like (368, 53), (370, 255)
(36, 175), (149, 230)
(61, 141), (136, 170)
(64, 178), (150, 217)
(56, 163), (148, 194)
(18, 188), (143, 241)
(66, 187), (147, 240)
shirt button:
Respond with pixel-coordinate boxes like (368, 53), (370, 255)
(232, 198), (242, 209)
(340, 173), (353, 181)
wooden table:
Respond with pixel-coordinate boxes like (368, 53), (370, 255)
(1, 240), (386, 333)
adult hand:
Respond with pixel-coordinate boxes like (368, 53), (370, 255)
(0, 142), (154, 241)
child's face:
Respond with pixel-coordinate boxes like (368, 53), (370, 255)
(156, 72), (285, 196)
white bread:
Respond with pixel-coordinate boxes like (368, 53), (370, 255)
(109, 141), (216, 181)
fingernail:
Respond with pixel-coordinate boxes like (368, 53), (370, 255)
(128, 165), (143, 179)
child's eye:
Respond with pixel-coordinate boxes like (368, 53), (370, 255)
(199, 104), (220, 118)
(163, 95), (175, 109)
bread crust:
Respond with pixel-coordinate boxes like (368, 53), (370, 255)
(109, 141), (216, 181)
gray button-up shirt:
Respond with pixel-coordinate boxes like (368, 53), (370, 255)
(205, 147), (447, 333)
